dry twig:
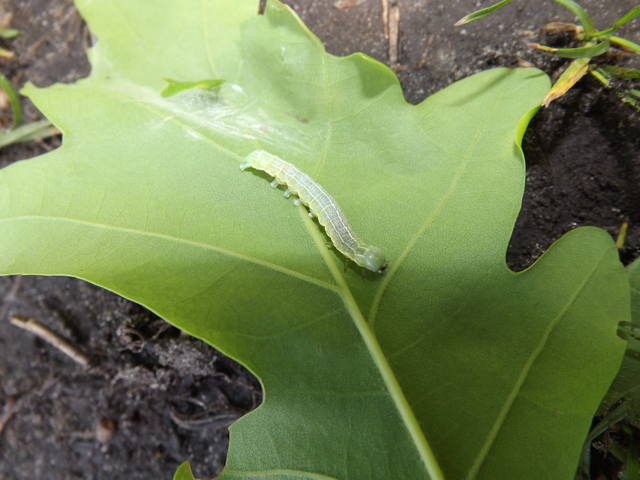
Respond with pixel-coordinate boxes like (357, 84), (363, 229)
(10, 315), (90, 367)
(381, 0), (389, 39)
(334, 0), (369, 8)
(0, 397), (16, 434)
(382, 0), (400, 66)
(388, 1), (400, 66)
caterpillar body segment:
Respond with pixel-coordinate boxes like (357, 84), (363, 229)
(240, 150), (387, 274)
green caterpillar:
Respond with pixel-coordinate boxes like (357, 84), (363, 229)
(240, 150), (387, 274)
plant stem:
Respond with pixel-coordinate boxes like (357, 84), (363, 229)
(0, 74), (22, 127)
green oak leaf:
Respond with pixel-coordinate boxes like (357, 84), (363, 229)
(0, 0), (629, 478)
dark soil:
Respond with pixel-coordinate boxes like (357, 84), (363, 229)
(0, 0), (638, 479)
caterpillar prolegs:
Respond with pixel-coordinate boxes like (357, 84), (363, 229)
(240, 150), (387, 274)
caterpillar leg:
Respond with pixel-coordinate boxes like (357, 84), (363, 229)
(308, 211), (315, 218)
(293, 198), (302, 206)
(283, 188), (292, 198)
(239, 162), (251, 171)
(270, 179), (280, 188)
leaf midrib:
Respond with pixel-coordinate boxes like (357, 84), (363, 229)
(298, 208), (446, 480)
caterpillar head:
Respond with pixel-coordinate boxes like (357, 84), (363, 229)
(357, 246), (387, 274)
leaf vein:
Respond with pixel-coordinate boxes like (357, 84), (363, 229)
(367, 121), (485, 327)
(0, 215), (337, 292)
(466, 248), (609, 479)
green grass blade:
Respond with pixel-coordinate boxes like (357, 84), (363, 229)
(624, 433), (640, 480)
(0, 120), (58, 149)
(620, 92), (640, 110)
(552, 0), (596, 34)
(588, 6), (640, 37)
(0, 28), (19, 39)
(598, 66), (640, 80)
(579, 401), (628, 474)
(616, 222), (629, 249)
(611, 36), (640, 54)
(613, 5), (640, 30)
(0, 74), (22, 128)
(543, 57), (590, 106)
(454, 0), (515, 26)
(529, 40), (609, 58)
(590, 66), (611, 86)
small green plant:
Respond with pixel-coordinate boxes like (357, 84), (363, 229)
(0, 36), (59, 150)
(456, 1), (640, 108)
(0, 75), (59, 150)
(0, 26), (19, 59)
(588, 258), (640, 479)
(0, 28), (19, 38)
(0, 73), (22, 128)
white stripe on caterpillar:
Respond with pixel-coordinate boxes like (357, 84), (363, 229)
(240, 150), (387, 274)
